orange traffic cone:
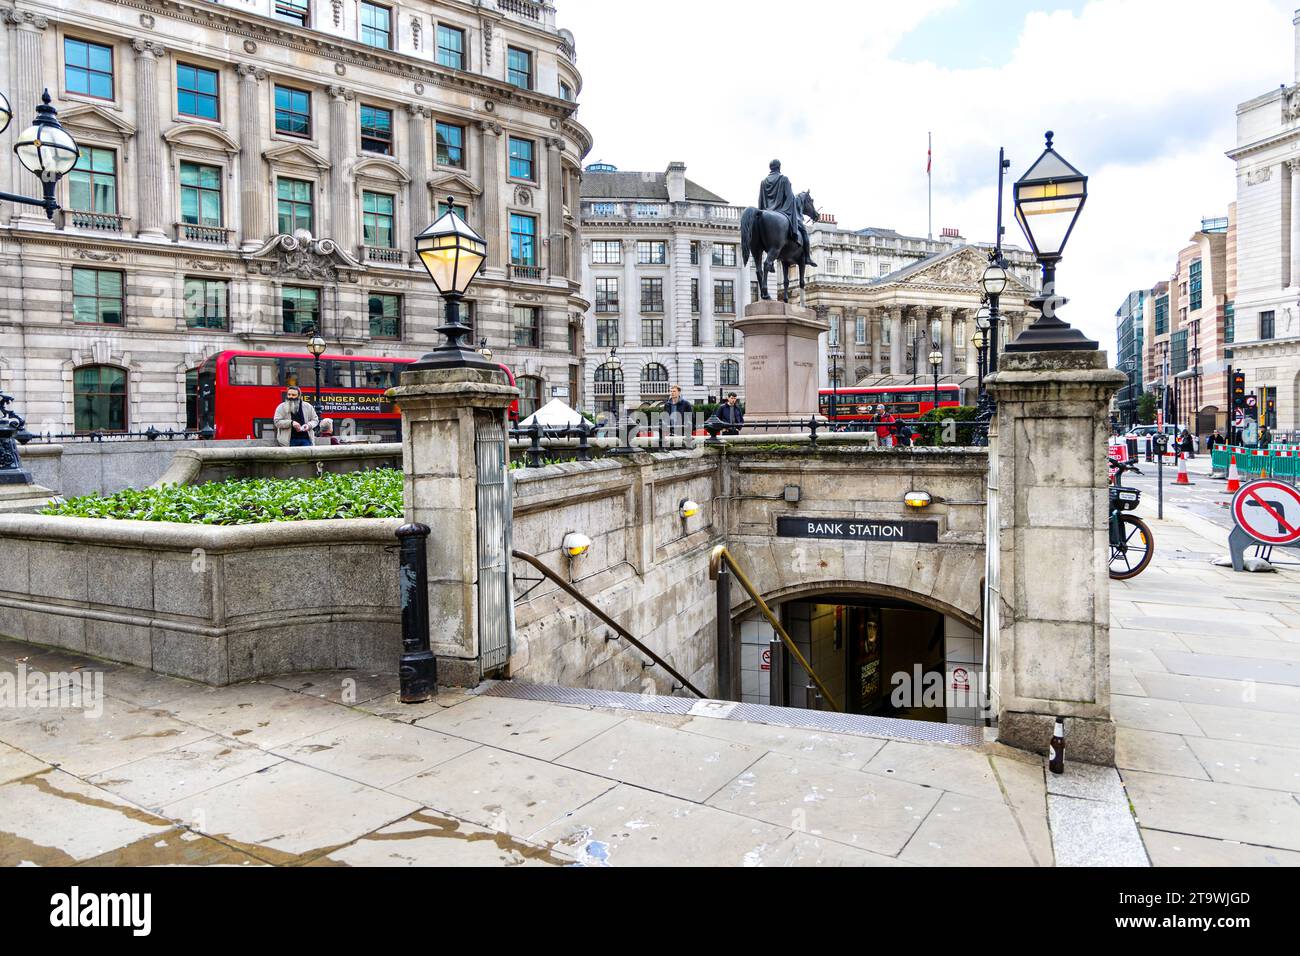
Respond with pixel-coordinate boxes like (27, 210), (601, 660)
(1226, 455), (1240, 493)
(1175, 452), (1191, 485)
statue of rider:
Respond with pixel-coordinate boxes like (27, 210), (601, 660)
(757, 159), (815, 271)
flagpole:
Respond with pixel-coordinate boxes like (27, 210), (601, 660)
(927, 131), (933, 240)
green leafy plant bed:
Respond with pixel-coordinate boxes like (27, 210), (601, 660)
(41, 469), (404, 525)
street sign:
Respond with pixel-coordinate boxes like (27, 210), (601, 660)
(776, 516), (940, 543)
(1228, 479), (1300, 570)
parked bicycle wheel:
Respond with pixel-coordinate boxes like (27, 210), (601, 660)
(1109, 515), (1154, 580)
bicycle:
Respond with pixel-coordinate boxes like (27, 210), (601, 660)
(1108, 458), (1155, 580)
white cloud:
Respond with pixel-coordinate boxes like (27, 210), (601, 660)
(560, 0), (1296, 352)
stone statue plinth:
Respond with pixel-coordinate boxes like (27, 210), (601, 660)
(734, 300), (829, 420)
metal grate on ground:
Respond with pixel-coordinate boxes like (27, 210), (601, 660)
(479, 681), (986, 746)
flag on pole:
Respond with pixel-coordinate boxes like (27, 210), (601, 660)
(927, 140), (932, 175)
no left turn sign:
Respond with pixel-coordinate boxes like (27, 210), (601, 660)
(1232, 480), (1300, 546)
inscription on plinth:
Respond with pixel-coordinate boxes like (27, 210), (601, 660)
(735, 301), (829, 420)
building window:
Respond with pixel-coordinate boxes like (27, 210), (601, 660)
(180, 162), (223, 226)
(826, 259), (839, 274)
(274, 0), (310, 26)
(186, 368), (199, 430)
(642, 317), (664, 347)
(853, 260), (865, 277)
(829, 315), (841, 347)
(693, 359), (704, 387)
(516, 376), (543, 419)
(1225, 300), (1235, 344)
(507, 47), (532, 90)
(720, 359), (740, 387)
(74, 365), (127, 433)
(596, 317), (619, 348)
(360, 105), (393, 154)
(436, 25), (465, 70)
(437, 198), (468, 220)
(277, 178), (314, 235)
(360, 3), (393, 49)
(369, 293), (401, 339)
(594, 363), (624, 416)
(1189, 259), (1203, 312)
(714, 279), (735, 315)
(594, 277), (619, 313)
(508, 137), (535, 180)
(513, 305), (540, 348)
(716, 319), (737, 348)
(436, 121), (464, 168)
(691, 278), (700, 314)
(1154, 295), (1169, 336)
(282, 286), (320, 333)
(274, 86), (311, 137)
(184, 277), (228, 330)
(559, 82), (573, 101)
(1261, 310), (1275, 340)
(591, 240), (621, 264)
(509, 213), (537, 266)
(362, 192), (395, 248)
(879, 261), (892, 276)
(855, 314), (867, 345)
(68, 147), (117, 214)
(637, 240), (667, 265)
(690, 242), (700, 266)
(176, 64), (219, 121)
(65, 38), (114, 100)
(640, 277), (664, 313)
(711, 243), (737, 267)
(72, 268), (124, 326)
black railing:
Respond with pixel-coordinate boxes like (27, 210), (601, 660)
(21, 426), (216, 444)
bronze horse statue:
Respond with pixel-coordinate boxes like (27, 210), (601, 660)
(741, 190), (819, 303)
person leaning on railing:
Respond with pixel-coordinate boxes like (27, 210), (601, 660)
(718, 392), (744, 435)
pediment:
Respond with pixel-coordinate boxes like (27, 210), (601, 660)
(353, 155), (410, 184)
(262, 142), (331, 170)
(59, 104), (136, 138)
(164, 123), (240, 154)
(900, 246), (988, 290)
(428, 171), (482, 196)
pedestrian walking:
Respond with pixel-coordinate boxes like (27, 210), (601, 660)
(874, 404), (895, 447)
(273, 386), (319, 447)
(717, 392), (744, 435)
(1259, 424), (1273, 449)
(663, 385), (694, 438)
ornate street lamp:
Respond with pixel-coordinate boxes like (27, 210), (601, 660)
(478, 337), (493, 362)
(1006, 131), (1097, 351)
(971, 328), (988, 391)
(307, 329), (327, 411)
(928, 348), (943, 414)
(7, 90), (79, 220)
(828, 347), (843, 425)
(411, 197), (494, 371)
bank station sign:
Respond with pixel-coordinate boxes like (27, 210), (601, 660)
(776, 516), (939, 543)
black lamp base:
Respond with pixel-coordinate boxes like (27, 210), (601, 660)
(1004, 291), (1098, 353)
(407, 299), (502, 373)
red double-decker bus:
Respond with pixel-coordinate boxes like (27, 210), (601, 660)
(818, 384), (964, 425)
(196, 350), (517, 442)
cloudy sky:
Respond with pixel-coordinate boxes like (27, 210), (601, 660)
(558, 0), (1296, 353)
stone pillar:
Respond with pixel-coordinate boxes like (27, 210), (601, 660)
(236, 64), (268, 247)
(390, 365), (518, 686)
(940, 308), (955, 375)
(1290, 159), (1300, 289)
(545, 137), (566, 279)
(889, 308), (903, 377)
(132, 40), (167, 238)
(870, 309), (882, 375)
(986, 349), (1127, 764)
(622, 239), (639, 346)
(735, 300), (829, 420)
(700, 240), (715, 348)
(406, 105), (431, 239)
(327, 86), (354, 249)
(478, 120), (503, 272)
(4, 10), (47, 226)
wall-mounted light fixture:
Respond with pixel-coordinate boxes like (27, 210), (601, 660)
(679, 498), (700, 520)
(562, 532), (591, 558)
(904, 491), (932, 509)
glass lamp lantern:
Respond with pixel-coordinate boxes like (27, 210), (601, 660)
(975, 306), (991, 331)
(9, 89), (78, 219)
(971, 329), (986, 352)
(928, 349), (943, 369)
(411, 197), (496, 371)
(307, 332), (327, 357)
(980, 261), (1008, 298)
(0, 90), (11, 136)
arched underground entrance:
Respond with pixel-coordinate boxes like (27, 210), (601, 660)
(733, 588), (984, 727)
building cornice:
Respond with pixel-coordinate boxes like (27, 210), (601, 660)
(1227, 125), (1300, 162)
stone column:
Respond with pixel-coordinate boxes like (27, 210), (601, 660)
(4, 10), (47, 225)
(700, 241), (715, 348)
(406, 105), (431, 239)
(327, 86), (354, 249)
(478, 120), (503, 272)
(1290, 159), (1300, 289)
(986, 350), (1127, 764)
(581, 239), (597, 348)
(889, 308), (903, 377)
(622, 239), (639, 346)
(870, 309), (882, 375)
(545, 138), (566, 279)
(390, 365), (519, 686)
(940, 308), (955, 375)
(133, 40), (168, 238)
(236, 64), (268, 247)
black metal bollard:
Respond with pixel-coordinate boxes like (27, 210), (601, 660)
(526, 420), (544, 468)
(396, 523), (437, 703)
(574, 419), (594, 462)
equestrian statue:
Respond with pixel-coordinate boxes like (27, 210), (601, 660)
(741, 159), (819, 303)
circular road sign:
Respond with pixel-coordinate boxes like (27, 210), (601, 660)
(1232, 479), (1300, 546)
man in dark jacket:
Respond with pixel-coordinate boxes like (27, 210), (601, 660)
(718, 392), (744, 435)
(663, 385), (693, 437)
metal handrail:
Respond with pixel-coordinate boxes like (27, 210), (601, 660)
(510, 549), (705, 699)
(708, 545), (842, 712)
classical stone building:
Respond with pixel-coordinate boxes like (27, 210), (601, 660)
(801, 218), (1039, 397)
(0, 0), (590, 435)
(1225, 9), (1300, 431)
(577, 162), (750, 414)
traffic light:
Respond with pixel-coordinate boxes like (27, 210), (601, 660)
(1231, 370), (1247, 412)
